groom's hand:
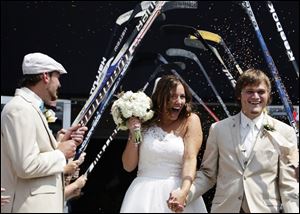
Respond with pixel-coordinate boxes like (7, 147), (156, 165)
(167, 189), (186, 213)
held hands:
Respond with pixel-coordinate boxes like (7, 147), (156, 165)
(167, 188), (187, 213)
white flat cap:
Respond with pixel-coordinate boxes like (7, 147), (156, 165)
(22, 52), (67, 75)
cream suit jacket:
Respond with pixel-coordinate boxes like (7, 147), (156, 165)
(189, 112), (299, 213)
(1, 88), (66, 213)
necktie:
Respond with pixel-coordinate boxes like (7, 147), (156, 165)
(39, 102), (45, 112)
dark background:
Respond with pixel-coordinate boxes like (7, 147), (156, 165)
(1, 1), (299, 213)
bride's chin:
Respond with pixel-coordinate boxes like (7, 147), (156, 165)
(170, 113), (179, 120)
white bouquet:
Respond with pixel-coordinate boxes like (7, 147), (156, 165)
(111, 91), (154, 144)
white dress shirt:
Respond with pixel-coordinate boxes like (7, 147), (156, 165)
(240, 112), (264, 159)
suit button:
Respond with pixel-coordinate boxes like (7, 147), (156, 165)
(244, 161), (247, 165)
(238, 196), (243, 200)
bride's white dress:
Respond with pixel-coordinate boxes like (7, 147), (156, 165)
(120, 125), (207, 213)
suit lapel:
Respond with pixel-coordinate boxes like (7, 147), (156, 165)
(231, 113), (246, 169)
(16, 89), (57, 149)
(33, 105), (58, 149)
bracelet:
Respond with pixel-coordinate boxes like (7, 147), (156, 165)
(128, 134), (139, 147)
(132, 142), (139, 148)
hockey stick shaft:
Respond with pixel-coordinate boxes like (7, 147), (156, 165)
(172, 70), (220, 121)
(190, 30), (243, 75)
(83, 60), (165, 176)
(75, 2), (198, 160)
(185, 38), (237, 88)
(161, 24), (237, 88)
(93, 1), (197, 95)
(157, 54), (220, 122)
(72, 1), (166, 127)
(166, 48), (231, 117)
(75, 53), (164, 160)
(266, 1), (299, 77)
(242, 1), (298, 137)
(89, 2), (151, 97)
(88, 2), (147, 96)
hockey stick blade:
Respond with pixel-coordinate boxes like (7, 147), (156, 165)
(184, 38), (207, 51)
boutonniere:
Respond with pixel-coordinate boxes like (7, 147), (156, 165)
(263, 123), (275, 132)
(43, 108), (57, 123)
(261, 122), (275, 138)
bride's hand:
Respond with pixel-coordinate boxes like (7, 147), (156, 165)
(127, 117), (141, 135)
(167, 188), (186, 213)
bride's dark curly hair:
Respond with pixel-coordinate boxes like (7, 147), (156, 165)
(146, 75), (193, 125)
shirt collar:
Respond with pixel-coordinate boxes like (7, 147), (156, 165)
(241, 111), (264, 130)
(21, 87), (44, 111)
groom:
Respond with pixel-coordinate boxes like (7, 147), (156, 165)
(167, 68), (299, 213)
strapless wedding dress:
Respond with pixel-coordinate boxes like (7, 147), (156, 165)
(120, 125), (207, 213)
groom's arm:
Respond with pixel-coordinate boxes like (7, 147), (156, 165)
(168, 122), (219, 212)
(278, 125), (299, 213)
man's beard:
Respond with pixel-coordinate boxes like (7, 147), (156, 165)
(50, 90), (58, 101)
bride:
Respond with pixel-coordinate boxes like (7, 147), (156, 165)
(120, 75), (207, 213)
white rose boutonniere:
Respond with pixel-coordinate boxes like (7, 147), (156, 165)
(263, 123), (275, 132)
(111, 91), (154, 144)
(44, 108), (57, 123)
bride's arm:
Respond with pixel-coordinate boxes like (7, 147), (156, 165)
(169, 113), (203, 207)
(122, 117), (141, 172)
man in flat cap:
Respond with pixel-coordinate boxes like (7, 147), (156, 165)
(1, 53), (88, 213)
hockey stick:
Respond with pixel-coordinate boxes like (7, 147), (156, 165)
(72, 1), (166, 127)
(74, 2), (198, 160)
(83, 61), (166, 177)
(91, 1), (197, 95)
(266, 1), (299, 77)
(117, 1), (198, 25)
(84, 59), (213, 177)
(184, 37), (237, 88)
(242, 1), (298, 137)
(160, 24), (237, 88)
(75, 56), (164, 160)
(166, 48), (231, 117)
(187, 30), (243, 75)
(90, 1), (198, 96)
(72, 2), (150, 161)
(157, 53), (220, 122)
(73, 4), (199, 164)
(88, 2), (151, 96)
